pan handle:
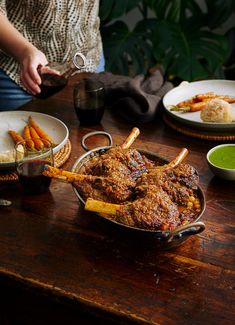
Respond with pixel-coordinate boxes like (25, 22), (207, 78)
(166, 221), (205, 243)
(81, 131), (113, 151)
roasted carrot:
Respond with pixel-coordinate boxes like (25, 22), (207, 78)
(29, 126), (44, 151)
(189, 101), (208, 112)
(195, 92), (235, 103)
(8, 130), (24, 144)
(194, 92), (215, 101)
(218, 95), (235, 103)
(28, 116), (53, 143)
(23, 125), (35, 150)
(177, 99), (195, 108)
(173, 92), (235, 113)
(39, 137), (51, 148)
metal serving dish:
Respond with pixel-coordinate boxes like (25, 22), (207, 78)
(72, 131), (206, 249)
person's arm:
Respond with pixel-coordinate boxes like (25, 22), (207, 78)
(0, 12), (47, 94)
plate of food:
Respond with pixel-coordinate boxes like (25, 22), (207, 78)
(163, 79), (235, 131)
(0, 111), (69, 170)
(42, 128), (206, 249)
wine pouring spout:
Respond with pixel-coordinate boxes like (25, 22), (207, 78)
(61, 51), (87, 79)
(73, 52), (87, 70)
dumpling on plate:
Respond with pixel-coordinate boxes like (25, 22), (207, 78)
(200, 98), (233, 123)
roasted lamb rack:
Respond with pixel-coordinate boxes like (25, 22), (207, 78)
(79, 127), (154, 179)
(83, 148), (201, 231)
(85, 185), (181, 231)
(84, 180), (201, 232)
(44, 128), (147, 203)
(43, 165), (136, 203)
(43, 126), (202, 231)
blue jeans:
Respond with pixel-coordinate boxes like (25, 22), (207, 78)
(0, 70), (32, 111)
(0, 53), (105, 111)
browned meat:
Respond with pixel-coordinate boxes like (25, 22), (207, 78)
(112, 169), (201, 231)
(76, 147), (201, 231)
(133, 163), (201, 228)
(73, 175), (135, 203)
(138, 172), (193, 205)
(138, 163), (199, 205)
(116, 185), (180, 231)
(165, 163), (199, 190)
(75, 147), (155, 203)
(80, 147), (155, 180)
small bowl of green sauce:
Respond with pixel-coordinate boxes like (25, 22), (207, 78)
(207, 144), (235, 180)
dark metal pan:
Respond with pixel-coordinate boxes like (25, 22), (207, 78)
(72, 131), (206, 249)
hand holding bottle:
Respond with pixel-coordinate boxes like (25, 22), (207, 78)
(19, 46), (48, 95)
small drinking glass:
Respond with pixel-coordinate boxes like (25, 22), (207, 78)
(15, 138), (54, 194)
(73, 78), (105, 126)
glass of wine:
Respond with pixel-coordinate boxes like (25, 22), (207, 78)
(73, 78), (105, 126)
(15, 138), (54, 194)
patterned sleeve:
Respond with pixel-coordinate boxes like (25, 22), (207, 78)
(0, 0), (6, 15)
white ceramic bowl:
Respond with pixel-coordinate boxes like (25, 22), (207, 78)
(207, 144), (235, 180)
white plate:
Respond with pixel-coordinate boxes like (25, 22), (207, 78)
(163, 80), (235, 131)
(0, 111), (69, 170)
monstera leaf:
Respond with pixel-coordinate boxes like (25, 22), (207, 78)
(205, 0), (235, 28)
(99, 0), (234, 81)
(101, 19), (156, 75)
(152, 20), (228, 81)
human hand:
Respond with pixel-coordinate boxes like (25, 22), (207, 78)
(0, 13), (50, 95)
(19, 47), (48, 95)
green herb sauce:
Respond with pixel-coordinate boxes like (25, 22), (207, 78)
(209, 146), (235, 169)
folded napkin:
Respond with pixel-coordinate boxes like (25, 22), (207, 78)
(90, 70), (173, 123)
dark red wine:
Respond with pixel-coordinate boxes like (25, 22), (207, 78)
(35, 73), (67, 99)
(74, 105), (105, 126)
(73, 79), (105, 125)
(17, 160), (51, 194)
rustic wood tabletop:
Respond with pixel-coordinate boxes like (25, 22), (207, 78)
(0, 75), (234, 325)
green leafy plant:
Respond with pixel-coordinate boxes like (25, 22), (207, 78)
(99, 0), (235, 83)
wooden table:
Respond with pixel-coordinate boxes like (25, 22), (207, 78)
(0, 76), (234, 325)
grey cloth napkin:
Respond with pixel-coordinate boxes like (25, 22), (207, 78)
(90, 70), (173, 123)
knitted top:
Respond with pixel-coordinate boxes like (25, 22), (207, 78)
(0, 0), (102, 88)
